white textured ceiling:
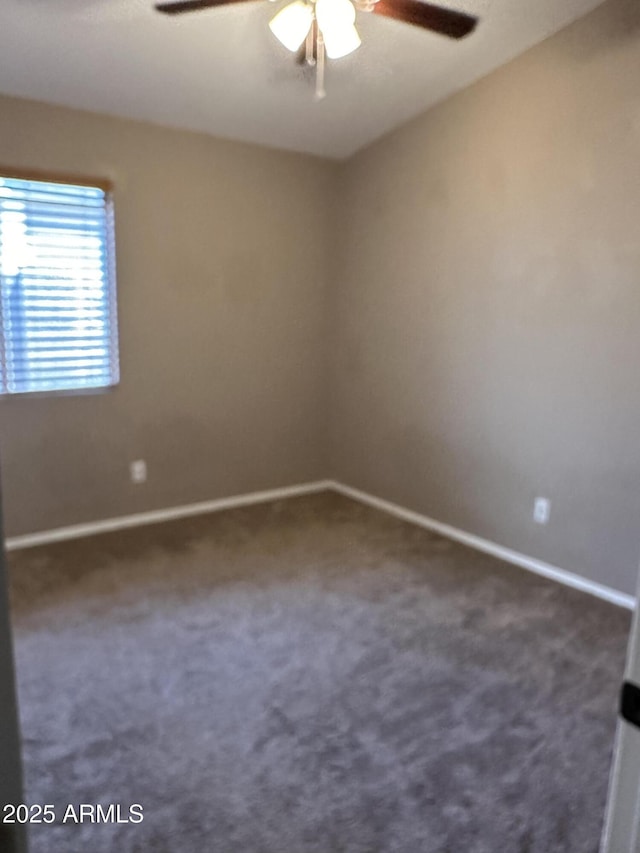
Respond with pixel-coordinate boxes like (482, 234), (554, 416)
(0, 0), (605, 158)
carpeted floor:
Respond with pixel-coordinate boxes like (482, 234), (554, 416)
(7, 491), (630, 853)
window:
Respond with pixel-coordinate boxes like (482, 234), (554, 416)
(0, 171), (119, 395)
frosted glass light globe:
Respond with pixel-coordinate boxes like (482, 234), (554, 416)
(269, 1), (313, 52)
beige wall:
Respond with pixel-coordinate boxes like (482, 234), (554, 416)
(0, 95), (336, 536)
(330, 0), (640, 595)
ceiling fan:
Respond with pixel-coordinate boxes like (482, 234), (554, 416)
(155, 0), (479, 99)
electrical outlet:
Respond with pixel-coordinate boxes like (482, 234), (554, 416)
(534, 497), (550, 525)
(130, 459), (147, 484)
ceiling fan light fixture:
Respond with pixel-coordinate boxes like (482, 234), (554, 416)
(315, 0), (354, 29)
(269, 1), (313, 52)
(321, 22), (361, 58)
(315, 0), (360, 58)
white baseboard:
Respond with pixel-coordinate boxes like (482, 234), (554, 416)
(5, 480), (333, 552)
(6, 475), (634, 610)
(328, 480), (636, 610)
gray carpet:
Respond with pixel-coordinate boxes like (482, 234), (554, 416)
(8, 491), (630, 853)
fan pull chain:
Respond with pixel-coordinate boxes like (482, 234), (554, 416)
(305, 20), (315, 66)
(315, 31), (326, 100)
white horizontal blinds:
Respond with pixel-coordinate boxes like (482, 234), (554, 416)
(0, 175), (119, 394)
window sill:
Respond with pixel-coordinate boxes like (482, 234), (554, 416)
(0, 383), (119, 401)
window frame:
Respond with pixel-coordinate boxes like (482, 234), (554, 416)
(0, 166), (120, 399)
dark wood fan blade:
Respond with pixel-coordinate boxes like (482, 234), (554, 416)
(155, 0), (255, 14)
(372, 0), (477, 38)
